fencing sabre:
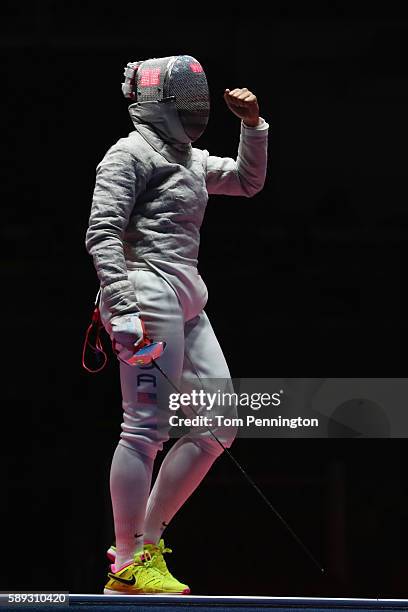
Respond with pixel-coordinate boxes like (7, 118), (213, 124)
(130, 340), (326, 575)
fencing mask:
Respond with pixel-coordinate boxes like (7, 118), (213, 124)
(122, 55), (210, 143)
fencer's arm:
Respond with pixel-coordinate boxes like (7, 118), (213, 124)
(204, 119), (269, 196)
(85, 147), (144, 319)
(204, 86), (268, 196)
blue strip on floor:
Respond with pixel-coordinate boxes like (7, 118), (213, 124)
(17, 594), (408, 611)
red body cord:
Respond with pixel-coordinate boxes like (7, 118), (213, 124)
(81, 307), (108, 373)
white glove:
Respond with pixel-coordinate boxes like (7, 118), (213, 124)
(110, 313), (145, 360)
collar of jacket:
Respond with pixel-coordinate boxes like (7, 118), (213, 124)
(128, 100), (193, 165)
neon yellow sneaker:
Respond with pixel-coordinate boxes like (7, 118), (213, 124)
(106, 539), (190, 594)
(144, 540), (182, 582)
(104, 550), (190, 595)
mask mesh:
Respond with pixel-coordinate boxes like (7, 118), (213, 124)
(134, 55), (210, 141)
(166, 55), (210, 140)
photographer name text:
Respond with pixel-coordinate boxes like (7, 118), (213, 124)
(169, 415), (319, 429)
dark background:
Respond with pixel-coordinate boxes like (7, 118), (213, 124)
(2, 1), (408, 599)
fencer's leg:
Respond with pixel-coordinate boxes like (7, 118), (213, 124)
(179, 310), (238, 457)
(144, 311), (236, 544)
(110, 445), (154, 570)
(108, 269), (185, 564)
(143, 437), (217, 544)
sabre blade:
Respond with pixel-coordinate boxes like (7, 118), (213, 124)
(150, 357), (325, 574)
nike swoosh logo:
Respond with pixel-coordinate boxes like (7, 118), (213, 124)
(108, 573), (136, 586)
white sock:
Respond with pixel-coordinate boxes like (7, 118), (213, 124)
(110, 443), (154, 569)
(144, 437), (218, 543)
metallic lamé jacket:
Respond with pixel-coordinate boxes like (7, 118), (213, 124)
(85, 101), (269, 319)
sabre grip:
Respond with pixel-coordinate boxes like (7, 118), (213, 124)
(125, 341), (166, 366)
